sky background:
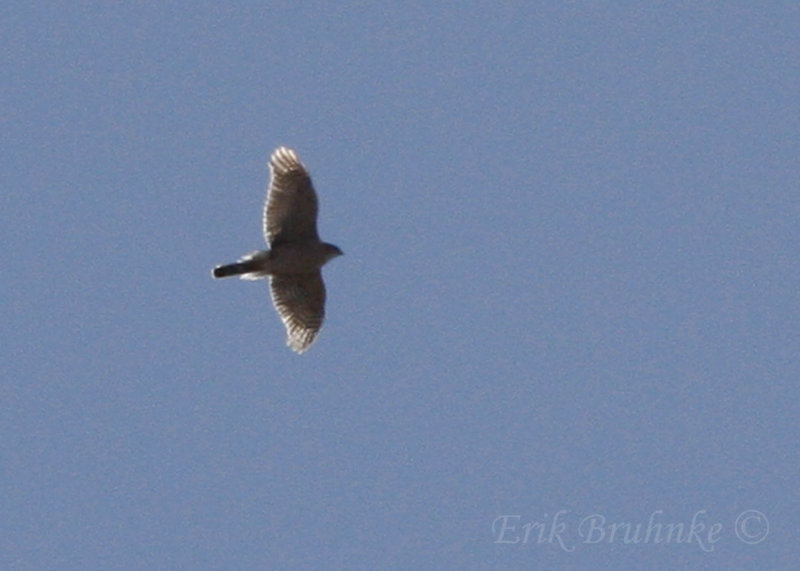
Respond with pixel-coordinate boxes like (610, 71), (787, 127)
(3, 3), (799, 569)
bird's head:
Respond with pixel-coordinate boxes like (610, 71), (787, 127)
(323, 243), (344, 263)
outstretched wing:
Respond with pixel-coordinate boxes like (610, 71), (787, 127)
(263, 147), (319, 247)
(269, 272), (326, 353)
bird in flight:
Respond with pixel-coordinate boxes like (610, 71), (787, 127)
(213, 147), (342, 353)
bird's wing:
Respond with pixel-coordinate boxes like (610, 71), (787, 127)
(269, 272), (326, 353)
(263, 147), (319, 246)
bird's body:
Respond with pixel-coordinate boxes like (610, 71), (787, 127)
(213, 242), (339, 279)
(212, 147), (342, 353)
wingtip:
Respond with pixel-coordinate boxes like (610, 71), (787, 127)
(269, 146), (303, 171)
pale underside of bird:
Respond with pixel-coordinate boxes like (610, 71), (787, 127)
(212, 147), (342, 354)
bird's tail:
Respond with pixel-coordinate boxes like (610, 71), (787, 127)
(212, 251), (270, 280)
(213, 262), (253, 278)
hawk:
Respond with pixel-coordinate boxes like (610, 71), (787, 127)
(213, 147), (342, 353)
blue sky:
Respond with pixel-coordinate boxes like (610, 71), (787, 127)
(3, 3), (798, 569)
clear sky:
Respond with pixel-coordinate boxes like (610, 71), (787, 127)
(3, 3), (798, 569)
